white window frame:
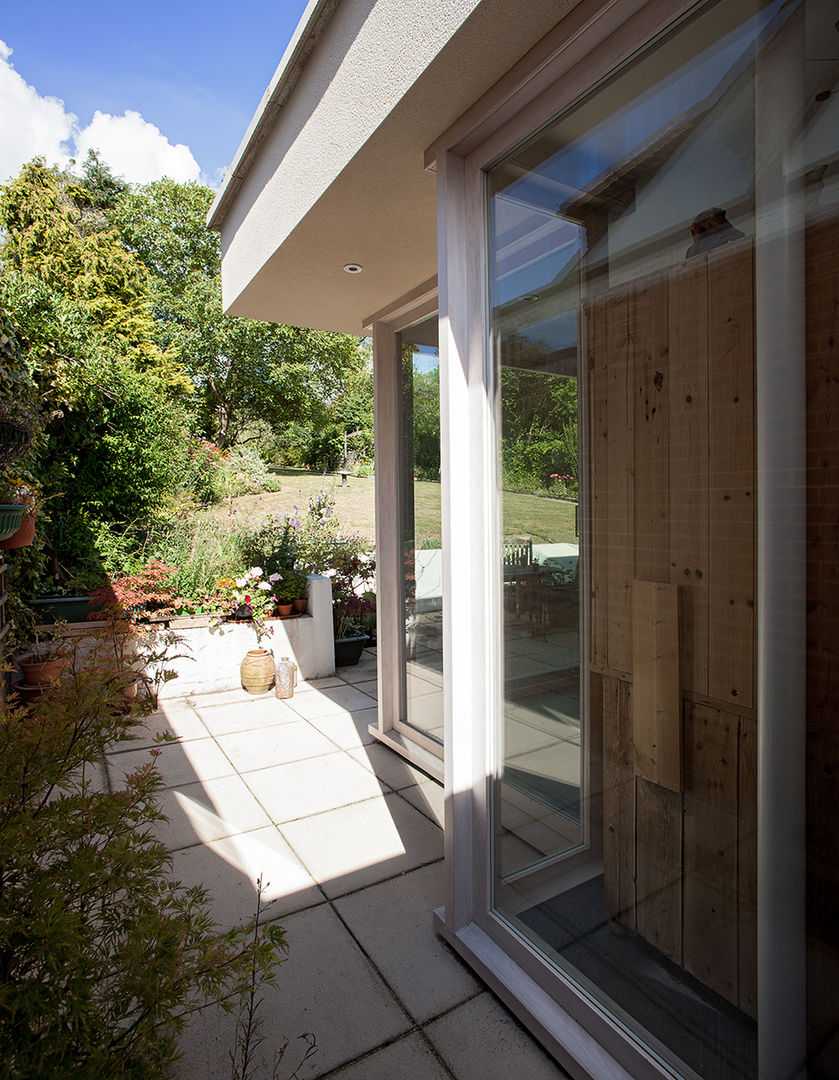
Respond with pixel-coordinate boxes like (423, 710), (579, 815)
(431, 0), (808, 1077)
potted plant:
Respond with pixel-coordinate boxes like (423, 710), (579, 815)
(213, 568), (280, 693)
(327, 547), (376, 667)
(0, 475), (54, 550)
(14, 619), (71, 698)
(276, 566), (309, 614)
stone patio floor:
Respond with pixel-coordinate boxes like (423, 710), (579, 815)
(108, 649), (569, 1079)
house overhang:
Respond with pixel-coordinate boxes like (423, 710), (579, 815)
(208, 0), (582, 335)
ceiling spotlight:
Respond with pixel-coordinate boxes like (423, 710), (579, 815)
(343, 263), (363, 274)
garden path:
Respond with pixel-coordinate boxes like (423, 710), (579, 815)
(107, 650), (570, 1079)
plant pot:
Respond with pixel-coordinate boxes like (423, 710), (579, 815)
(28, 595), (94, 624)
(334, 635), (370, 668)
(240, 649), (275, 695)
(292, 597), (308, 614)
(0, 514), (35, 550)
(275, 602), (293, 617)
(0, 503), (26, 542)
(18, 654), (68, 686)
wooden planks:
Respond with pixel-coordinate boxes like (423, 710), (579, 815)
(634, 777), (682, 964)
(668, 255), (710, 699)
(601, 674), (635, 926)
(632, 580), (681, 791)
(632, 274), (670, 583)
(586, 298), (609, 669)
(605, 286), (634, 675)
(683, 702), (739, 1006)
(707, 241), (755, 709)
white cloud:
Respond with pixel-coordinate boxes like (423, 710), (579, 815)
(76, 110), (201, 186)
(0, 40), (202, 186)
(0, 39), (76, 181)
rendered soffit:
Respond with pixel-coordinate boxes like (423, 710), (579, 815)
(215, 0), (582, 334)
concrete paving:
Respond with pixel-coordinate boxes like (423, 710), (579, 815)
(110, 649), (569, 1079)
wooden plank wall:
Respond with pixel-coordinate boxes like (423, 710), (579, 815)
(587, 238), (757, 1015)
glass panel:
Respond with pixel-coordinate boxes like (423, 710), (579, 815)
(486, 1), (839, 1076)
(398, 315), (443, 745)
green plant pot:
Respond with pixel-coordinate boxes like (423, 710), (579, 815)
(0, 503), (26, 542)
(28, 595), (94, 624)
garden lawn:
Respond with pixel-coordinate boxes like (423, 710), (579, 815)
(206, 469), (577, 547)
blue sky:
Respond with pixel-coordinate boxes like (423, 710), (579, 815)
(0, 0), (310, 187)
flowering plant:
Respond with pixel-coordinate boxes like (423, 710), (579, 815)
(213, 566), (280, 643)
(547, 472), (578, 500)
(0, 475), (49, 516)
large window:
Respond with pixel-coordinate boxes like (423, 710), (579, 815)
(484, 1), (838, 1076)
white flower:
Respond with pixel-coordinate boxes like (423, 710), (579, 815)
(249, 566), (263, 578)
(268, 572), (282, 583)
(258, 581), (271, 591)
(235, 577), (248, 588)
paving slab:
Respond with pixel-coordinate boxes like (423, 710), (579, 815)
(179, 903), (412, 1080)
(425, 993), (571, 1080)
(287, 684), (377, 720)
(244, 750), (385, 823)
(156, 774), (272, 850)
(306, 706), (378, 750)
(280, 791), (443, 898)
(109, 736), (234, 790)
(347, 742), (435, 791)
(400, 779), (446, 829)
(326, 1033), (454, 1080)
(334, 861), (478, 1022)
(125, 698), (208, 748)
(170, 824), (323, 927)
(216, 722), (336, 773)
(193, 697), (300, 735)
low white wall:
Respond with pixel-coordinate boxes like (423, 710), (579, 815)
(48, 575), (335, 700)
(151, 574), (334, 698)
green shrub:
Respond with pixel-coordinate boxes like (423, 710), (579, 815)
(216, 444), (276, 497)
(304, 424), (343, 473)
(0, 647), (285, 1078)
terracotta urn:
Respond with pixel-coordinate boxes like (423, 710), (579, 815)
(240, 648), (275, 695)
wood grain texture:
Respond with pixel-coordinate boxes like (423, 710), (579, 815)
(707, 241), (755, 709)
(668, 256), (710, 699)
(587, 298), (609, 668)
(632, 579), (681, 792)
(602, 673), (635, 926)
(635, 777), (682, 963)
(605, 287), (633, 675)
(632, 274), (670, 583)
(683, 701), (739, 1005)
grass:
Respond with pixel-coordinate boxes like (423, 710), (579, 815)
(205, 468), (578, 548)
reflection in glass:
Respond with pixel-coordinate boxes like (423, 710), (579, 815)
(398, 315), (443, 745)
(484, 1), (837, 1076)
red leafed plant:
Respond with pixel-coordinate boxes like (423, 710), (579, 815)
(89, 559), (179, 619)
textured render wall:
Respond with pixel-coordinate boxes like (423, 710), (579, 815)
(219, 0), (482, 307)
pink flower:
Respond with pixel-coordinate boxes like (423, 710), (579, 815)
(244, 595), (251, 603)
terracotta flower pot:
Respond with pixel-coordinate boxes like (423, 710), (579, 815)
(292, 597), (308, 614)
(0, 514), (35, 550)
(18, 654), (67, 686)
(240, 649), (275, 695)
(0, 503), (26, 542)
(275, 602), (293, 617)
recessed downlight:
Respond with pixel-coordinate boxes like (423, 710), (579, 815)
(343, 263), (363, 274)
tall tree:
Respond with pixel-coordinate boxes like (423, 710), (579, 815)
(113, 178), (369, 447)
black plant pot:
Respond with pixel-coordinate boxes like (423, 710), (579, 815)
(334, 635), (370, 667)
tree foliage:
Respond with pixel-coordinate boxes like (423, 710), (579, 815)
(113, 178), (369, 449)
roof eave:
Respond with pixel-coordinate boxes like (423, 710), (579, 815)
(207, 0), (341, 232)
